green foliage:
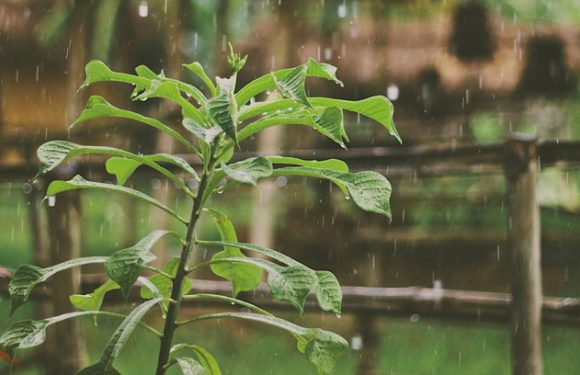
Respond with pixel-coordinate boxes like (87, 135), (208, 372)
(171, 343), (222, 375)
(3, 50), (399, 374)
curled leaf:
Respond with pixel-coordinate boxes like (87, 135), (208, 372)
(70, 280), (120, 312)
(9, 257), (107, 315)
(206, 209), (262, 296)
(272, 64), (310, 108)
(222, 157), (273, 187)
(0, 320), (48, 350)
(105, 230), (177, 298)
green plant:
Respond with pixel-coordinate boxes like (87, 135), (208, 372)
(0, 46), (399, 374)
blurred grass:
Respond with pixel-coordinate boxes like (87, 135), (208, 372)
(378, 319), (580, 375)
(4, 298), (580, 374)
(0, 183), (33, 268)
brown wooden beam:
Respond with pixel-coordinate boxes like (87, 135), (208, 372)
(505, 136), (543, 375)
(4, 140), (580, 182)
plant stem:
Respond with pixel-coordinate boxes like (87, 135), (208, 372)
(182, 294), (272, 316)
(154, 151), (217, 375)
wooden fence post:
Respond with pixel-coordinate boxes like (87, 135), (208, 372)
(505, 135), (543, 375)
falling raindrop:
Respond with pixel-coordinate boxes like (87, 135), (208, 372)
(337, 3), (347, 18)
(351, 334), (363, 350)
(48, 196), (56, 207)
(138, 1), (149, 18)
(22, 183), (32, 194)
(386, 84), (399, 101)
(433, 279), (442, 291)
(324, 47), (332, 60)
(151, 178), (162, 190)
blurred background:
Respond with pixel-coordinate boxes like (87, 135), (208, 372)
(1, 0), (580, 374)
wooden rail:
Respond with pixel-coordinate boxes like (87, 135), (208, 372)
(2, 277), (580, 326)
(3, 140), (580, 181)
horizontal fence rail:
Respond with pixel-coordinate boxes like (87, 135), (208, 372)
(3, 140), (580, 181)
(2, 277), (580, 326)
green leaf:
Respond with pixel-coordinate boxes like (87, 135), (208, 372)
(0, 320), (48, 350)
(272, 64), (311, 108)
(265, 263), (316, 314)
(172, 344), (222, 375)
(205, 209), (238, 253)
(9, 257), (107, 315)
(8, 265), (43, 315)
(82, 60), (205, 106)
(105, 154), (199, 186)
(0, 312), (103, 352)
(185, 313), (348, 375)
(310, 96), (401, 143)
(134, 65), (159, 79)
(272, 167), (392, 220)
(197, 240), (343, 315)
(82, 60), (149, 92)
(183, 62), (217, 96)
(205, 209), (261, 296)
(297, 328), (349, 375)
(222, 157), (273, 187)
(236, 108), (345, 147)
(202, 156), (274, 204)
(304, 58), (343, 87)
(105, 157), (141, 186)
(312, 106), (346, 147)
(78, 298), (163, 375)
(70, 96), (196, 151)
(133, 79), (180, 102)
(36, 140), (133, 176)
(237, 98), (301, 122)
(47, 175), (188, 224)
(236, 60), (343, 106)
(207, 92), (237, 143)
(265, 156), (348, 173)
(70, 280), (120, 312)
(182, 118), (222, 144)
(105, 230), (176, 298)
(38, 140), (196, 192)
(105, 248), (153, 298)
(176, 357), (206, 375)
(207, 256), (314, 313)
(313, 271), (342, 315)
(133, 65), (207, 106)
